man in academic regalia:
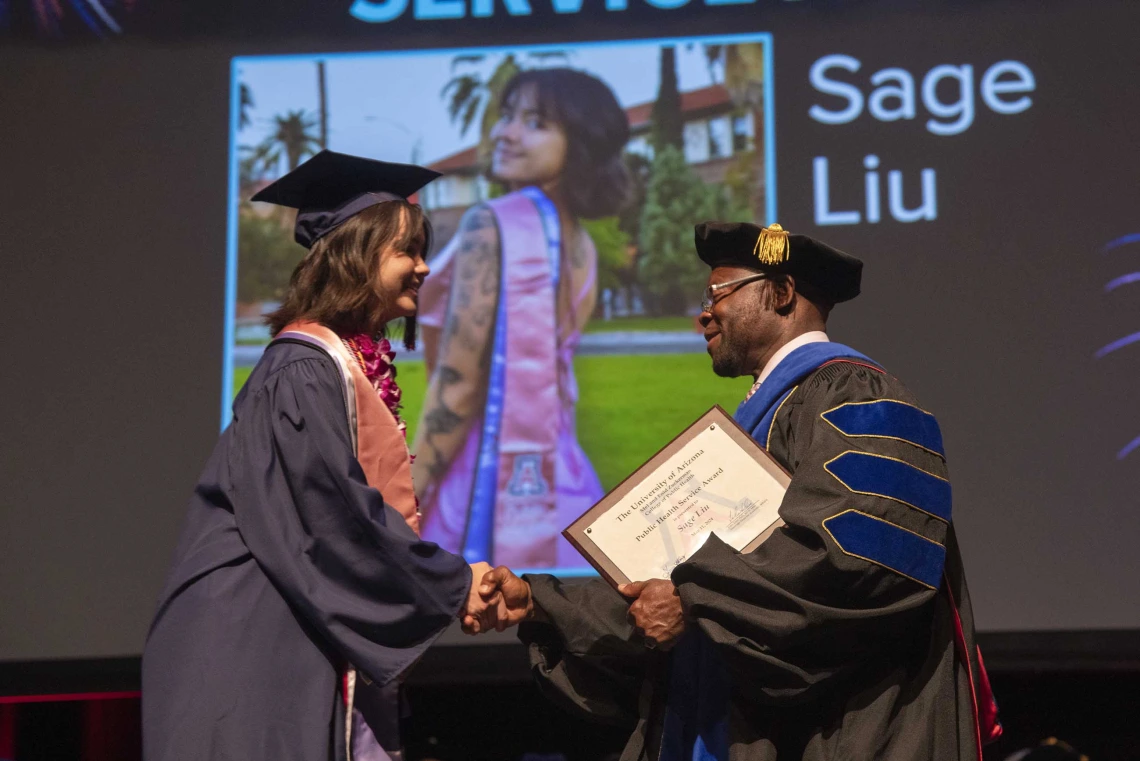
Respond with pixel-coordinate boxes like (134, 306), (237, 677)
(143, 152), (494, 761)
(474, 223), (1002, 760)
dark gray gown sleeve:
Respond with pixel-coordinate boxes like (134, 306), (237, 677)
(672, 365), (949, 706)
(226, 355), (471, 686)
(518, 575), (653, 725)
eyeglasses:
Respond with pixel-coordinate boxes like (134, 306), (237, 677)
(700, 273), (768, 313)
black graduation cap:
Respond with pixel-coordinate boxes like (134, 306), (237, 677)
(694, 221), (863, 304)
(251, 150), (441, 249)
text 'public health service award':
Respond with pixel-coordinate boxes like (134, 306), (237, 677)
(563, 406), (790, 586)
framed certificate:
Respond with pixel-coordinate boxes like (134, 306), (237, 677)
(563, 406), (790, 587)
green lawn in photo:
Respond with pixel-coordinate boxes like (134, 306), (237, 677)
(573, 354), (752, 489)
(233, 366), (252, 397)
(230, 361), (428, 429)
(233, 353), (749, 491)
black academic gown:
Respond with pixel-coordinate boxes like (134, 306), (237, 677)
(142, 341), (471, 761)
(519, 358), (995, 761)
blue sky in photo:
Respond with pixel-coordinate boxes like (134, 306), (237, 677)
(235, 39), (749, 168)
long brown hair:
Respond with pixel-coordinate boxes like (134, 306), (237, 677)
(266, 201), (431, 346)
(497, 68), (631, 219)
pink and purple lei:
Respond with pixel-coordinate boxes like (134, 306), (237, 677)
(342, 334), (408, 441)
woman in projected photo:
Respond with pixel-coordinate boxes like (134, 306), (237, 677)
(413, 68), (631, 569)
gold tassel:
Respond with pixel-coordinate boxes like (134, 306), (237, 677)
(752, 223), (790, 266)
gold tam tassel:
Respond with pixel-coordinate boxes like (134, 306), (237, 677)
(752, 223), (790, 266)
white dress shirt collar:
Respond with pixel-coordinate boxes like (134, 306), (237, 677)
(746, 331), (830, 401)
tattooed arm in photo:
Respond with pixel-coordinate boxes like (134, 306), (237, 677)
(411, 205), (501, 505)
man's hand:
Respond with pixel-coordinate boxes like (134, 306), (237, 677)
(618, 579), (685, 650)
(470, 565), (534, 633)
(460, 562), (495, 634)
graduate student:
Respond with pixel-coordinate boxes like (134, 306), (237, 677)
(143, 151), (492, 761)
(474, 223), (1002, 761)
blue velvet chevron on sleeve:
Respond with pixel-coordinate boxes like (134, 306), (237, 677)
(824, 451), (952, 522)
(821, 400), (944, 457)
(822, 510), (947, 589)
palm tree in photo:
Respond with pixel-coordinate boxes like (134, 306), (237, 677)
(239, 83), (255, 131)
(704, 43), (765, 111)
(701, 43), (724, 84)
(316, 61), (329, 150)
(251, 110), (322, 175)
(650, 46), (683, 154)
(440, 51), (569, 159)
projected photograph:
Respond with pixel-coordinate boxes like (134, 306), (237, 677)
(226, 33), (774, 571)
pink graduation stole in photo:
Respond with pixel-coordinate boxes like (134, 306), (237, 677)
(465, 189), (562, 567)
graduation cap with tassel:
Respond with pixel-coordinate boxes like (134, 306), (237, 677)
(694, 221), (864, 304)
(252, 150), (441, 350)
(252, 149), (441, 249)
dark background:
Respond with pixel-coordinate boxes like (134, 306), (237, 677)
(1, 0), (1137, 675)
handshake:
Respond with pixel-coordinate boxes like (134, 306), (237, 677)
(459, 562), (534, 634)
(460, 562), (687, 649)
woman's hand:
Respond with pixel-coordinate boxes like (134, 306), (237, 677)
(479, 565), (536, 632)
(460, 561), (495, 634)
